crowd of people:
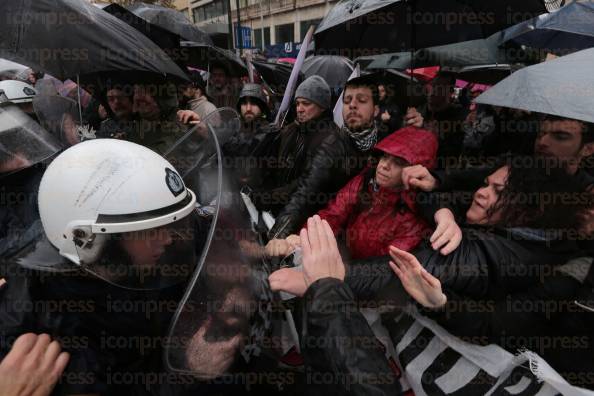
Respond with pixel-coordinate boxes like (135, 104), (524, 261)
(1, 46), (594, 396)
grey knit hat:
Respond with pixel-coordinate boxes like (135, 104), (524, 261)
(295, 75), (331, 110)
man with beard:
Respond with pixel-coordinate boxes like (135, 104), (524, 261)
(178, 71), (216, 121)
(266, 74), (423, 241)
(128, 82), (201, 155)
(224, 83), (271, 164)
(207, 64), (238, 108)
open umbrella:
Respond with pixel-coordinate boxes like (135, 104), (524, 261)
(252, 61), (303, 95)
(302, 55), (354, 93)
(127, 2), (213, 46)
(0, 0), (187, 83)
(99, 3), (182, 57)
(180, 41), (247, 77)
(475, 48), (594, 123)
(499, 1), (594, 56)
(454, 64), (521, 85)
(315, 0), (551, 56)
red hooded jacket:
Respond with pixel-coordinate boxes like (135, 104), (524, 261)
(316, 127), (438, 259)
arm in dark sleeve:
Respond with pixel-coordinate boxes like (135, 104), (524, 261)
(343, 256), (397, 300)
(419, 273), (581, 346)
(270, 135), (353, 239)
(302, 278), (402, 396)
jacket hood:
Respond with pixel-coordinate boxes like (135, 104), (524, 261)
(375, 127), (438, 169)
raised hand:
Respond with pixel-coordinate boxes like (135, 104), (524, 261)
(430, 208), (462, 255)
(388, 246), (447, 309)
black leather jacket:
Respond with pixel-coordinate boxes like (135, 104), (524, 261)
(302, 278), (402, 396)
(268, 125), (373, 239)
(345, 226), (582, 301)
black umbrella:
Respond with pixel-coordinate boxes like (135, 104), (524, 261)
(127, 2), (213, 46)
(498, 1), (594, 56)
(475, 48), (594, 123)
(99, 3), (181, 56)
(0, 0), (188, 83)
(180, 41), (247, 77)
(302, 55), (354, 93)
(454, 64), (521, 85)
(252, 61), (304, 95)
(314, 0), (552, 57)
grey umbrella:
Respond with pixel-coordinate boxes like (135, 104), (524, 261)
(475, 48), (594, 123)
(302, 55), (354, 92)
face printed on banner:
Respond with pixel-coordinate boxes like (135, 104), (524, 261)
(342, 86), (379, 132)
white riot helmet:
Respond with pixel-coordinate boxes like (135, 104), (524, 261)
(0, 80), (37, 103)
(38, 139), (199, 289)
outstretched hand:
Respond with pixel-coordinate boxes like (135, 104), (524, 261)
(389, 246), (447, 309)
(268, 215), (345, 296)
(0, 333), (70, 396)
(301, 215), (345, 287)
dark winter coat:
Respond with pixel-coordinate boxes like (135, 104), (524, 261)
(302, 278), (402, 396)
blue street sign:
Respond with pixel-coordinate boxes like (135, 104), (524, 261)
(234, 25), (252, 48)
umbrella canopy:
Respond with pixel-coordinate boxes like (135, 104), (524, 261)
(302, 55), (354, 92)
(127, 2), (213, 46)
(0, 0), (188, 82)
(315, 0), (551, 56)
(499, 1), (594, 56)
(180, 42), (247, 77)
(100, 3), (181, 55)
(455, 64), (520, 85)
(475, 48), (594, 124)
(252, 61), (303, 95)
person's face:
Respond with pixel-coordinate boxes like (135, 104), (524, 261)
(62, 113), (80, 146)
(179, 84), (196, 100)
(107, 88), (133, 120)
(119, 227), (173, 268)
(378, 85), (386, 101)
(376, 154), (408, 189)
(535, 119), (594, 174)
(210, 68), (228, 90)
(466, 166), (508, 225)
(342, 86), (379, 132)
(240, 99), (262, 122)
(0, 153), (32, 174)
(133, 85), (160, 120)
(295, 98), (324, 123)
(426, 77), (453, 112)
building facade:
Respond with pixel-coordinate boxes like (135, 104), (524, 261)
(186, 0), (337, 53)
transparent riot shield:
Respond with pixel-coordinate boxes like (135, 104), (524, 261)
(165, 108), (290, 379)
(0, 103), (61, 177)
(32, 92), (85, 147)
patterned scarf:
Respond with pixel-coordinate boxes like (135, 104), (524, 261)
(342, 123), (378, 152)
